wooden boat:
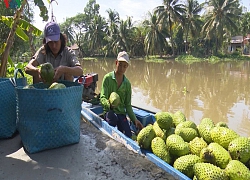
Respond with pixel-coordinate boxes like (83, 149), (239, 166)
(81, 102), (191, 180)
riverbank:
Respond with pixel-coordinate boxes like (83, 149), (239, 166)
(0, 118), (177, 180)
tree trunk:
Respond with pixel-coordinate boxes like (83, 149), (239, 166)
(0, 0), (27, 77)
(27, 27), (36, 55)
(169, 14), (175, 56)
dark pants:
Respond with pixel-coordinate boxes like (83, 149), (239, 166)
(105, 110), (132, 138)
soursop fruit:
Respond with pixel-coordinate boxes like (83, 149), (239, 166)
(166, 127), (175, 137)
(40, 62), (54, 86)
(137, 124), (156, 150)
(193, 162), (228, 180)
(200, 142), (231, 169)
(48, 82), (66, 89)
(225, 160), (250, 180)
(173, 154), (201, 178)
(151, 137), (172, 164)
(200, 118), (215, 127)
(176, 120), (197, 130)
(228, 136), (250, 164)
(166, 134), (190, 157)
(197, 118), (215, 143)
(154, 111), (173, 130)
(210, 126), (240, 150)
(189, 137), (208, 156)
(175, 127), (198, 142)
(153, 121), (167, 141)
(197, 124), (214, 144)
(172, 111), (186, 127)
(216, 122), (228, 128)
(109, 92), (121, 108)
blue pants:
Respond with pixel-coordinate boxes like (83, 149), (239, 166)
(105, 110), (132, 138)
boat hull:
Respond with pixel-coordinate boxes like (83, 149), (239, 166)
(81, 103), (191, 180)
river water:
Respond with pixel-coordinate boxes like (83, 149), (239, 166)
(81, 59), (250, 137)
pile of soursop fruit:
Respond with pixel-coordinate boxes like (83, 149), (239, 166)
(136, 110), (250, 180)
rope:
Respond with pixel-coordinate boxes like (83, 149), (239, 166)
(48, 0), (58, 22)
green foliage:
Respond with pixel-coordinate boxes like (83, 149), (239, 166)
(175, 55), (205, 64)
(6, 62), (33, 84)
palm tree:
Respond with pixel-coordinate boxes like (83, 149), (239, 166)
(106, 8), (120, 37)
(104, 9), (120, 56)
(143, 11), (169, 57)
(154, 0), (186, 56)
(119, 17), (132, 52)
(183, 0), (204, 53)
(85, 15), (107, 55)
(202, 0), (241, 54)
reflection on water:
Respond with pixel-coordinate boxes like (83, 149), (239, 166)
(81, 59), (250, 137)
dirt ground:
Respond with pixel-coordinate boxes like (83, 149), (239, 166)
(0, 119), (178, 180)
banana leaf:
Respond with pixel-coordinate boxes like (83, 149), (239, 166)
(0, 16), (42, 41)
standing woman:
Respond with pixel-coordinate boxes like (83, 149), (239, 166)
(100, 51), (144, 138)
(25, 21), (83, 83)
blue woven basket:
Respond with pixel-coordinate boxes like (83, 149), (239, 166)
(16, 81), (83, 153)
(0, 69), (27, 138)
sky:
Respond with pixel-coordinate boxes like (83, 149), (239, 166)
(34, 0), (250, 31)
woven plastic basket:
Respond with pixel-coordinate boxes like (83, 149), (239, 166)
(16, 81), (83, 153)
(0, 69), (27, 138)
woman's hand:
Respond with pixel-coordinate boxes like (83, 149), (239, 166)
(54, 66), (66, 82)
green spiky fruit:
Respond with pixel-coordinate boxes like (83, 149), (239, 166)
(197, 125), (214, 144)
(176, 120), (197, 130)
(200, 142), (231, 169)
(154, 111), (173, 130)
(175, 127), (198, 142)
(225, 160), (250, 180)
(216, 122), (228, 128)
(151, 137), (172, 164)
(193, 163), (228, 180)
(173, 154), (201, 178)
(48, 82), (66, 89)
(137, 124), (156, 150)
(189, 137), (208, 156)
(131, 134), (137, 141)
(200, 118), (215, 127)
(40, 62), (54, 86)
(210, 127), (240, 150)
(197, 118), (215, 144)
(166, 127), (175, 137)
(109, 92), (121, 108)
(172, 111), (186, 127)
(228, 136), (250, 164)
(166, 134), (190, 157)
(153, 121), (167, 141)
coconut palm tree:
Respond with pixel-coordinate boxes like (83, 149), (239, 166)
(183, 0), (204, 53)
(154, 0), (186, 56)
(85, 15), (107, 56)
(202, 0), (241, 54)
(104, 9), (120, 56)
(143, 11), (169, 57)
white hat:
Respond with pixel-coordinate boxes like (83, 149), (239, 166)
(117, 51), (130, 64)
